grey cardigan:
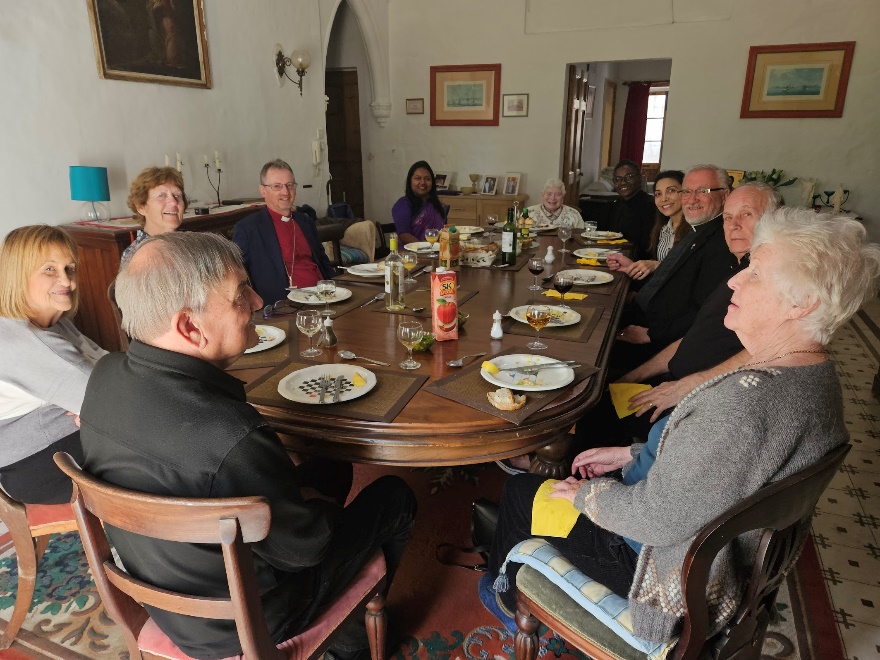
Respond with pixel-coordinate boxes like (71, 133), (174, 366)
(574, 361), (847, 642)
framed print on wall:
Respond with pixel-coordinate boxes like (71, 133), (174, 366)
(502, 93), (529, 117)
(740, 41), (855, 118)
(86, 0), (211, 88)
(406, 98), (425, 114)
(430, 64), (501, 126)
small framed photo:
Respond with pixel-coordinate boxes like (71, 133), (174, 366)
(434, 172), (450, 190)
(481, 176), (498, 195)
(405, 98), (425, 114)
(503, 173), (521, 196)
(502, 93), (529, 117)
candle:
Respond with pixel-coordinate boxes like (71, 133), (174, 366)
(164, 154), (170, 167)
(203, 154), (209, 166)
(214, 150), (222, 170)
(176, 153), (182, 172)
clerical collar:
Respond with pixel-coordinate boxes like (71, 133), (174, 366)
(267, 207), (293, 224)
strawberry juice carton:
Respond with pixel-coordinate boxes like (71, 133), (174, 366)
(430, 267), (458, 341)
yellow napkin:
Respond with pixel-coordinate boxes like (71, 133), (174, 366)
(596, 239), (627, 245)
(531, 479), (580, 537)
(542, 290), (588, 300)
(576, 258), (601, 266)
(609, 382), (653, 418)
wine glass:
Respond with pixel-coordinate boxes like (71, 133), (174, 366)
(528, 257), (545, 291)
(425, 228), (440, 250)
(525, 305), (551, 350)
(317, 279), (336, 317)
(558, 226), (572, 254)
(486, 214), (499, 241)
(295, 310), (323, 357)
(401, 252), (418, 284)
(398, 320), (424, 370)
(554, 273), (574, 309)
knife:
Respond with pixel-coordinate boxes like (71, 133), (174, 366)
(318, 376), (330, 404)
(332, 375), (344, 403)
(498, 362), (578, 374)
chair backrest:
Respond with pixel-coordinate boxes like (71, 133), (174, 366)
(674, 443), (850, 660)
(53, 452), (284, 659)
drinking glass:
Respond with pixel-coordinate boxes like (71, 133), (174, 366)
(558, 226), (572, 254)
(583, 220), (598, 235)
(425, 228), (440, 249)
(317, 279), (336, 317)
(401, 253), (418, 284)
(525, 305), (551, 350)
(554, 273), (574, 309)
(486, 214), (499, 241)
(397, 320), (424, 370)
(295, 310), (323, 357)
(528, 257), (545, 291)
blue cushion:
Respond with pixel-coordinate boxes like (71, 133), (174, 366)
(339, 245), (370, 266)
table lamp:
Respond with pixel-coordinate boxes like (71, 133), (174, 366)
(70, 166), (110, 222)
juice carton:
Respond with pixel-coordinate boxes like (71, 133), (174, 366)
(438, 226), (460, 271)
(430, 267), (458, 340)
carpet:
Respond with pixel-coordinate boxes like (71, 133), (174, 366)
(0, 463), (844, 659)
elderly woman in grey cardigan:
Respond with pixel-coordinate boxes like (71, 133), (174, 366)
(482, 208), (880, 643)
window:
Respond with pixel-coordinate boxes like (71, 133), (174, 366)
(642, 85), (668, 165)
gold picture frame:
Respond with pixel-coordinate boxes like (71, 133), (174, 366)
(430, 64), (501, 126)
(86, 0), (212, 88)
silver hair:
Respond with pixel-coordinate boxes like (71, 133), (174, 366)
(115, 232), (246, 342)
(542, 178), (566, 194)
(260, 158), (294, 185)
(751, 207), (880, 345)
(685, 164), (729, 190)
(733, 181), (784, 212)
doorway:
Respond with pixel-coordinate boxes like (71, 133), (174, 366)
(325, 69), (365, 218)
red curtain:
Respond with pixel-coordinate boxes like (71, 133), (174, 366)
(619, 83), (650, 167)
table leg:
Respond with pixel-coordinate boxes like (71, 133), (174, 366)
(529, 433), (572, 479)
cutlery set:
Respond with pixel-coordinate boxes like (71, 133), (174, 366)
(317, 375), (345, 404)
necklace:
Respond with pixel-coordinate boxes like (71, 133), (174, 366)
(746, 349), (826, 367)
(281, 215), (297, 288)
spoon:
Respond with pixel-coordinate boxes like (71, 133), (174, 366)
(405, 305), (426, 313)
(357, 292), (386, 308)
(339, 350), (391, 366)
(445, 352), (486, 368)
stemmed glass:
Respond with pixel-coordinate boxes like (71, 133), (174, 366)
(525, 305), (551, 350)
(528, 257), (545, 291)
(486, 214), (499, 241)
(425, 228), (439, 250)
(317, 279), (336, 316)
(398, 320), (424, 370)
(554, 273), (574, 309)
(401, 253), (418, 284)
(295, 310), (323, 357)
(558, 226), (572, 254)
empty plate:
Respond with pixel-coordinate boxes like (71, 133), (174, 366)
(278, 364), (377, 404)
(346, 263), (384, 277)
(245, 325), (286, 354)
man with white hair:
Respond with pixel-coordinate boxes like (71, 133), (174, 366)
(79, 232), (416, 660)
(525, 178), (585, 228)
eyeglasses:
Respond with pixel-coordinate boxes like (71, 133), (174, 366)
(612, 173), (639, 184)
(654, 187), (681, 197)
(262, 183), (298, 192)
(680, 187), (726, 197)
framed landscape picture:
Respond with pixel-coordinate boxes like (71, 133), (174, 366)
(502, 93), (529, 117)
(86, 0), (212, 88)
(740, 42), (855, 118)
(430, 64), (501, 126)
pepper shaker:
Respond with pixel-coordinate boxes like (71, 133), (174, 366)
(317, 317), (338, 347)
(490, 310), (504, 340)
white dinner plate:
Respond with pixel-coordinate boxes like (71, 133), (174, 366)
(346, 263), (384, 277)
(244, 325), (287, 354)
(455, 226), (484, 235)
(532, 224), (558, 232)
(508, 305), (582, 327)
(481, 354), (576, 392)
(572, 247), (612, 260)
(555, 269), (614, 285)
(287, 287), (353, 305)
(405, 242), (439, 254)
(278, 364), (377, 404)
(581, 230), (623, 240)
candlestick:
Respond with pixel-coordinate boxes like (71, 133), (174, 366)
(214, 150), (222, 170)
(175, 153), (182, 172)
(203, 154), (209, 166)
(164, 154), (170, 167)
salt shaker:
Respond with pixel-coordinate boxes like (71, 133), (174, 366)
(544, 245), (555, 265)
(490, 310), (504, 339)
(317, 317), (338, 347)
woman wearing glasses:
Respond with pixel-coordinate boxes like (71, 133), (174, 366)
(605, 160), (656, 260)
(121, 166), (188, 263)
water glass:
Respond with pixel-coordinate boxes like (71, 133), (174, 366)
(317, 279), (336, 316)
(584, 220), (598, 234)
(398, 320), (424, 370)
(558, 226), (572, 254)
(295, 310), (323, 357)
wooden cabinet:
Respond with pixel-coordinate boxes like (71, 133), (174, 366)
(443, 193), (529, 225)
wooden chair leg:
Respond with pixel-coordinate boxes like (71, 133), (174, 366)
(33, 534), (51, 563)
(365, 591), (386, 660)
(0, 529), (39, 649)
(514, 604), (540, 660)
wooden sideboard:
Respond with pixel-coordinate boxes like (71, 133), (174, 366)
(443, 193), (529, 225)
(63, 205), (261, 352)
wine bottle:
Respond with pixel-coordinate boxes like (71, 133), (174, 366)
(501, 208), (517, 266)
(385, 237), (405, 311)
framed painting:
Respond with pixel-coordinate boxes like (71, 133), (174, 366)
(406, 98), (425, 114)
(503, 173), (521, 196)
(86, 0), (212, 88)
(740, 42), (855, 118)
(430, 64), (501, 126)
(502, 93), (529, 117)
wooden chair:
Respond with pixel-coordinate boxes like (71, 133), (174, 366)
(0, 486), (77, 649)
(513, 444), (850, 660)
(54, 453), (388, 660)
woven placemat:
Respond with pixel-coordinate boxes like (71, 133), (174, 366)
(424, 346), (598, 425)
(246, 360), (429, 423)
(333, 271), (385, 286)
(322, 284), (388, 317)
(502, 306), (601, 343)
(372, 289), (477, 319)
(490, 249), (534, 272)
(228, 319), (294, 370)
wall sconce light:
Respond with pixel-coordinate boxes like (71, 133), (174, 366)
(274, 44), (311, 95)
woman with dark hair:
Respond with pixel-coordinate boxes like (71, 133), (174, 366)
(391, 160), (448, 245)
(607, 170), (687, 280)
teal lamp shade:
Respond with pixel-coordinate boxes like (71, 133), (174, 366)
(70, 166), (111, 222)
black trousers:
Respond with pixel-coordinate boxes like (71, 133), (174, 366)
(488, 473), (637, 612)
(0, 431), (83, 504)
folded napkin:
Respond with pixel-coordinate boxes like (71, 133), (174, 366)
(531, 479), (580, 537)
(596, 239), (627, 245)
(542, 290), (588, 300)
(609, 382), (652, 418)
(576, 258), (601, 266)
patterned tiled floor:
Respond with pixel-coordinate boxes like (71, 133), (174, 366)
(818, 298), (880, 659)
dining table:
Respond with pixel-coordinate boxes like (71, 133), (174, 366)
(231, 230), (632, 479)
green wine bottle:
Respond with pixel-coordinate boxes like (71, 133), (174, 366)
(501, 208), (517, 266)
